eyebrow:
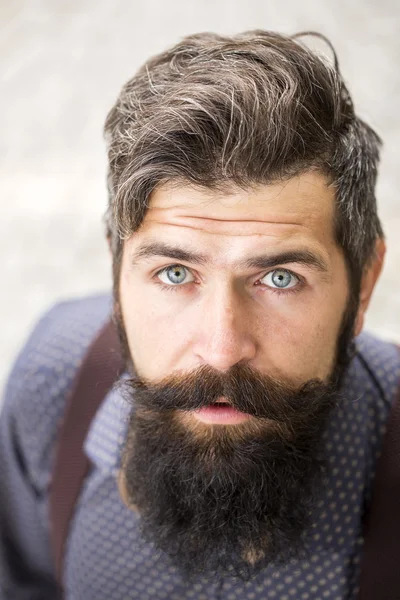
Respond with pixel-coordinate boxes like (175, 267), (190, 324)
(131, 242), (330, 274)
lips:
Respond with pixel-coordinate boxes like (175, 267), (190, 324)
(192, 398), (252, 425)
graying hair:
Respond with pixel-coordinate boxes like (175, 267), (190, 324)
(104, 30), (383, 290)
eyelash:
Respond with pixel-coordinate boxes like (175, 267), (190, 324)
(153, 265), (303, 297)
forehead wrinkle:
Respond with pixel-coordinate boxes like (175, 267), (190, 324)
(145, 218), (315, 238)
(148, 204), (317, 223)
(167, 216), (310, 226)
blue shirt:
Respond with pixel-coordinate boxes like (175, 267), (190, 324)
(1, 294), (399, 600)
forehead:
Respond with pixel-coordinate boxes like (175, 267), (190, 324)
(131, 171), (337, 259)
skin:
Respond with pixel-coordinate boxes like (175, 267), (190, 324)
(118, 171), (385, 395)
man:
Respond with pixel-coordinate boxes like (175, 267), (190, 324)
(0, 29), (398, 599)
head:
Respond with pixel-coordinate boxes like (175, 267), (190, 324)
(104, 30), (385, 580)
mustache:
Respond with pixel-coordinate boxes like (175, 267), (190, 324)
(118, 363), (342, 426)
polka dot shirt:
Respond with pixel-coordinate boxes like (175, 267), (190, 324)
(1, 294), (399, 599)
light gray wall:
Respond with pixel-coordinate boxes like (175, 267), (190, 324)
(1, 0), (399, 393)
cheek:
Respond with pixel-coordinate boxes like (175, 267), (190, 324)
(119, 273), (185, 377)
(260, 291), (346, 383)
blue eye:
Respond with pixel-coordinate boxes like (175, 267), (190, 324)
(158, 265), (195, 286)
(261, 269), (299, 289)
(155, 265), (300, 294)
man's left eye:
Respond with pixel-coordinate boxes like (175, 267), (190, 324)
(260, 269), (299, 289)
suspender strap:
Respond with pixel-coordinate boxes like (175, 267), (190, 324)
(49, 319), (124, 591)
(358, 363), (400, 599)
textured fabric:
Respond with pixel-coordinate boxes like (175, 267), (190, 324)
(1, 294), (400, 600)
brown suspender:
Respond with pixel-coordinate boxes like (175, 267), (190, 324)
(357, 359), (400, 600)
(49, 319), (125, 594)
(49, 322), (400, 597)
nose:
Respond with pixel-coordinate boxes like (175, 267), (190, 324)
(193, 285), (257, 372)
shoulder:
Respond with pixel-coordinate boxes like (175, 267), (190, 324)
(354, 330), (400, 409)
(2, 293), (112, 491)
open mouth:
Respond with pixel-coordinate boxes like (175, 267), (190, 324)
(193, 398), (251, 425)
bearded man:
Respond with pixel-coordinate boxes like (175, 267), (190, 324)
(1, 30), (397, 600)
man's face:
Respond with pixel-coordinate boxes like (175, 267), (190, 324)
(116, 171), (354, 580)
(119, 171), (349, 387)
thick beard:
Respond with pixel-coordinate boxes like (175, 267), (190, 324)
(115, 292), (357, 582)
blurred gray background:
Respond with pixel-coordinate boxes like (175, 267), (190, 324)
(1, 0), (399, 395)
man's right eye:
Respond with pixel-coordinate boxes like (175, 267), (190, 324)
(157, 265), (195, 286)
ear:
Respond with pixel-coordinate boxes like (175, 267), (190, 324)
(117, 469), (139, 513)
(354, 238), (386, 337)
(106, 233), (112, 256)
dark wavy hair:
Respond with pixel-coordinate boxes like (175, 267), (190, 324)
(104, 30), (384, 298)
